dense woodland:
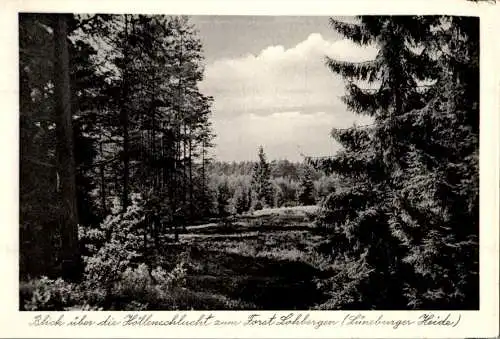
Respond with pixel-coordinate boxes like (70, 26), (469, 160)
(20, 14), (478, 310)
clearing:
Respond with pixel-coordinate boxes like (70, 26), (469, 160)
(154, 205), (335, 310)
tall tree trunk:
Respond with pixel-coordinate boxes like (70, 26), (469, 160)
(151, 105), (157, 192)
(174, 33), (184, 241)
(183, 123), (187, 209)
(53, 14), (80, 281)
(99, 142), (106, 214)
(121, 15), (130, 212)
(201, 141), (206, 214)
(188, 133), (193, 220)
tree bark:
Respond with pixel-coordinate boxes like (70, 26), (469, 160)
(120, 15), (130, 212)
(99, 142), (106, 214)
(53, 14), (81, 281)
(188, 133), (193, 220)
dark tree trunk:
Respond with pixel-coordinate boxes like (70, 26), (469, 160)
(120, 15), (130, 212)
(53, 14), (81, 281)
(99, 142), (106, 214)
(188, 135), (193, 220)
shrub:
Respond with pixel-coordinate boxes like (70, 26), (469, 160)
(20, 276), (103, 311)
(111, 261), (188, 310)
(253, 199), (263, 211)
(20, 276), (75, 311)
(25, 192), (197, 311)
(80, 193), (147, 292)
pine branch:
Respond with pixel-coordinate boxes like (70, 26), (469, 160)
(343, 83), (381, 115)
(326, 57), (381, 82)
(329, 18), (375, 45)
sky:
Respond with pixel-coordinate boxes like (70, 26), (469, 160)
(191, 16), (377, 162)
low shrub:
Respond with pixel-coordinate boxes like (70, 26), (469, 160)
(20, 276), (103, 311)
(20, 276), (75, 311)
(110, 261), (188, 310)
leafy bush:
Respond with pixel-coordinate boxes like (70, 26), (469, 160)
(20, 276), (75, 311)
(20, 276), (103, 311)
(80, 192), (146, 290)
(252, 199), (264, 211)
(78, 192), (193, 309)
(111, 261), (188, 309)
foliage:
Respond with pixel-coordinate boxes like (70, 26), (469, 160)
(232, 185), (251, 214)
(20, 260), (189, 311)
(19, 13), (478, 311)
(208, 161), (330, 209)
(20, 276), (103, 311)
(80, 193), (144, 293)
(297, 165), (316, 205)
(20, 14), (216, 279)
(314, 16), (479, 309)
(215, 180), (233, 217)
(251, 146), (275, 208)
(112, 262), (187, 309)
(19, 13), (109, 278)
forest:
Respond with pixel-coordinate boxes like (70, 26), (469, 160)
(19, 14), (479, 311)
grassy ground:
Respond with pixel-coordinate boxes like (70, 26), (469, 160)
(21, 205), (334, 311)
(158, 205), (334, 310)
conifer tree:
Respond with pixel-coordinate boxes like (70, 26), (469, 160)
(391, 17), (479, 309)
(251, 146), (274, 208)
(233, 185), (249, 214)
(52, 14), (81, 280)
(313, 16), (478, 309)
(82, 15), (214, 240)
(297, 165), (316, 206)
(216, 180), (232, 218)
(19, 13), (109, 278)
(19, 14), (216, 277)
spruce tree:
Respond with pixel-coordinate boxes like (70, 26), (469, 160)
(251, 146), (274, 208)
(297, 165), (316, 206)
(313, 16), (478, 309)
(233, 184), (250, 214)
(216, 180), (232, 218)
(390, 17), (479, 309)
(314, 16), (435, 309)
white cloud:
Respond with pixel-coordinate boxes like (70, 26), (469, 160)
(201, 33), (378, 161)
(200, 33), (378, 118)
(213, 111), (372, 162)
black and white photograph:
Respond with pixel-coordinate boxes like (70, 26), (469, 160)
(18, 12), (481, 313)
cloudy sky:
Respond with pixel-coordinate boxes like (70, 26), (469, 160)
(191, 16), (377, 161)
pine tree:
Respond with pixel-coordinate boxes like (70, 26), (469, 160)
(20, 13), (62, 277)
(19, 13), (108, 278)
(82, 15), (215, 242)
(313, 16), (478, 309)
(251, 146), (274, 208)
(390, 17), (479, 309)
(297, 165), (316, 205)
(52, 14), (81, 280)
(216, 180), (232, 218)
(233, 184), (249, 214)
(19, 14), (216, 277)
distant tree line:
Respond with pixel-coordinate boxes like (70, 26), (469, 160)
(205, 147), (338, 217)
